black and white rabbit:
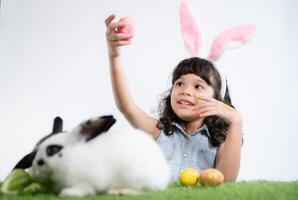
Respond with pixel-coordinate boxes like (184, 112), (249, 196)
(13, 116), (64, 171)
(30, 115), (170, 196)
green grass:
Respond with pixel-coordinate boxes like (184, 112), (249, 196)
(0, 181), (298, 200)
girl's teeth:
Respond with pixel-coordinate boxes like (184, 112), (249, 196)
(180, 101), (192, 105)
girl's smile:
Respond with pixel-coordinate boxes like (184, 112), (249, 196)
(177, 98), (195, 107)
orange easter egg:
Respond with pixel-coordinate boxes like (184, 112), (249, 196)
(199, 168), (224, 186)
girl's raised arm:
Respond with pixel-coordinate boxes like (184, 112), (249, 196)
(105, 15), (159, 139)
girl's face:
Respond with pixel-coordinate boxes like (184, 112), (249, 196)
(171, 74), (215, 121)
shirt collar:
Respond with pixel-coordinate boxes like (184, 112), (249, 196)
(171, 122), (211, 138)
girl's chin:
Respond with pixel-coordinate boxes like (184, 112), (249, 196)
(173, 106), (201, 120)
(176, 112), (199, 121)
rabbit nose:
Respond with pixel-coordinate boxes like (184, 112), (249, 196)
(37, 159), (45, 166)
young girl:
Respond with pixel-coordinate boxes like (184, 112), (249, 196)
(104, 14), (243, 182)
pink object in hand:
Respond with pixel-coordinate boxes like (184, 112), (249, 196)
(115, 16), (135, 34)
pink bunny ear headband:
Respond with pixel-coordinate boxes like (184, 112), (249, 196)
(180, 0), (256, 99)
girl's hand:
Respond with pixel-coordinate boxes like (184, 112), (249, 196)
(193, 94), (242, 126)
(105, 14), (134, 57)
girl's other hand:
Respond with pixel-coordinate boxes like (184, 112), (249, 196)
(105, 14), (134, 57)
(192, 94), (242, 126)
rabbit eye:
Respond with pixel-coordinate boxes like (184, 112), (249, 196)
(46, 145), (63, 157)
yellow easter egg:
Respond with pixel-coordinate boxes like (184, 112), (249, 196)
(179, 167), (200, 186)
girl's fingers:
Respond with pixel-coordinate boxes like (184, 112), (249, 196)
(110, 40), (132, 47)
(105, 15), (127, 35)
(105, 14), (116, 27)
(194, 105), (217, 116)
(109, 21), (127, 31)
(192, 101), (214, 111)
(195, 99), (210, 105)
(109, 33), (133, 42)
(223, 103), (235, 112)
(195, 93), (216, 103)
(199, 110), (218, 118)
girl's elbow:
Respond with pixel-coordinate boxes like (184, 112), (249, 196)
(117, 105), (127, 114)
(224, 176), (237, 182)
(222, 172), (238, 182)
(116, 101), (135, 115)
(216, 167), (238, 182)
(117, 104), (132, 115)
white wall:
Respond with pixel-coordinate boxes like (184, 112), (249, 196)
(0, 0), (297, 181)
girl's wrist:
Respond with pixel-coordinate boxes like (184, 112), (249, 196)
(107, 43), (120, 58)
(229, 117), (243, 128)
(109, 53), (120, 59)
(228, 112), (243, 127)
(108, 49), (120, 58)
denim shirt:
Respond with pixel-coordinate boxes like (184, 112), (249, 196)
(156, 122), (217, 181)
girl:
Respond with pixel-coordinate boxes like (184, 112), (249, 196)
(104, 14), (242, 182)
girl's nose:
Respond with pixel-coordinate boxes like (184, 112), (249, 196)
(181, 91), (190, 96)
(180, 88), (192, 96)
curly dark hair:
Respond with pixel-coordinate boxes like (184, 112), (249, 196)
(157, 57), (234, 147)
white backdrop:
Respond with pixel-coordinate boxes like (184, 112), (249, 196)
(0, 0), (297, 181)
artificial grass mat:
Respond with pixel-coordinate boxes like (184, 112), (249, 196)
(0, 180), (297, 200)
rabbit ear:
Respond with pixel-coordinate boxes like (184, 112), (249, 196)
(52, 116), (63, 134)
(180, 0), (202, 56)
(13, 151), (37, 169)
(208, 25), (256, 61)
(32, 116), (64, 151)
(78, 115), (116, 142)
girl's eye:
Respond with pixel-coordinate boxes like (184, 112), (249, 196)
(176, 81), (183, 87)
(195, 85), (203, 90)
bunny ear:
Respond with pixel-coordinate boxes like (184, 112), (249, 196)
(52, 116), (63, 134)
(77, 115), (116, 142)
(31, 116), (64, 151)
(13, 151), (37, 170)
(208, 25), (256, 61)
(180, 0), (202, 56)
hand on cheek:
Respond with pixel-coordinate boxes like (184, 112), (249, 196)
(192, 94), (242, 125)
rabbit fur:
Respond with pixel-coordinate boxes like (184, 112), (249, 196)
(30, 115), (170, 196)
